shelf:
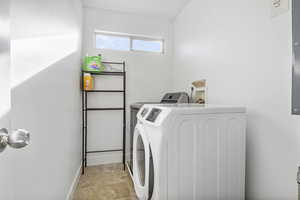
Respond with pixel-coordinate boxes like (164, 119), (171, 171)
(102, 61), (124, 65)
(86, 108), (124, 111)
(85, 90), (125, 93)
(82, 70), (125, 76)
(87, 149), (123, 154)
(82, 60), (126, 174)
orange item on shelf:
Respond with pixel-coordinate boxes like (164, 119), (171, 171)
(83, 73), (94, 90)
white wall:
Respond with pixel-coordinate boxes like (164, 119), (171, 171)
(82, 7), (172, 165)
(172, 0), (298, 199)
(10, 0), (82, 199)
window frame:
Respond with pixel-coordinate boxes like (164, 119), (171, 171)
(94, 31), (165, 54)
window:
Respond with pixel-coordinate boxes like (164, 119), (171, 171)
(95, 34), (130, 51)
(132, 39), (163, 53)
(95, 31), (164, 53)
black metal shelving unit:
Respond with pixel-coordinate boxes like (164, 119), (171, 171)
(81, 61), (126, 174)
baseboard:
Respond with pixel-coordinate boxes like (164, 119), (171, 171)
(87, 151), (122, 166)
(66, 165), (82, 200)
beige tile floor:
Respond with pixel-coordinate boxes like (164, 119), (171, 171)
(73, 164), (137, 200)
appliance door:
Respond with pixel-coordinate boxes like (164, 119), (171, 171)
(133, 123), (150, 200)
(128, 107), (140, 175)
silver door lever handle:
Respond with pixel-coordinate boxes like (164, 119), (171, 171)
(0, 128), (30, 153)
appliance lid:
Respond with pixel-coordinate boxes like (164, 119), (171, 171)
(131, 102), (160, 109)
(131, 92), (189, 110)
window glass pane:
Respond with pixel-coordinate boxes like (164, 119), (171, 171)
(95, 34), (130, 51)
(132, 39), (163, 53)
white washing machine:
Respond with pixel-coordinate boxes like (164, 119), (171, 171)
(132, 104), (246, 200)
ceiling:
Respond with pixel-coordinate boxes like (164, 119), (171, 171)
(82, 0), (191, 20)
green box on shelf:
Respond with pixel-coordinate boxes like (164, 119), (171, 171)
(82, 56), (105, 72)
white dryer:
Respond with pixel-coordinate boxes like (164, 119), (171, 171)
(132, 104), (246, 200)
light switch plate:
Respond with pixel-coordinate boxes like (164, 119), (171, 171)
(271, 0), (289, 17)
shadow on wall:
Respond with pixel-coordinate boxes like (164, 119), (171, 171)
(10, 50), (82, 199)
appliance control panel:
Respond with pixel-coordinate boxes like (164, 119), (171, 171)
(146, 108), (162, 122)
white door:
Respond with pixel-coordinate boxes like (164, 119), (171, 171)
(0, 0), (14, 198)
(0, 0), (30, 199)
